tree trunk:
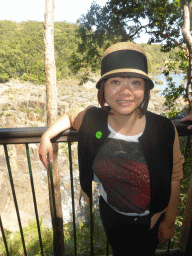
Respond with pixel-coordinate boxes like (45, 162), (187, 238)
(44, 1), (64, 255)
(182, 0), (192, 115)
(179, 2), (192, 253)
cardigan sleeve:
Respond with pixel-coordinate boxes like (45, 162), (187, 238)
(172, 123), (185, 181)
(66, 105), (95, 131)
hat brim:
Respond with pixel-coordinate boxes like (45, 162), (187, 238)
(96, 70), (154, 90)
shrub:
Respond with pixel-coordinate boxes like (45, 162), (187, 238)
(0, 73), (9, 83)
(20, 73), (29, 81)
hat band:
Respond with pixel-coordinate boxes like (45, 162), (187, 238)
(100, 68), (148, 79)
(101, 49), (148, 76)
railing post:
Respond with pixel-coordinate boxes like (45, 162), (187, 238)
(48, 153), (65, 256)
(0, 216), (9, 256)
(25, 144), (44, 256)
(106, 239), (109, 256)
(3, 144), (27, 256)
(90, 183), (94, 256)
(68, 142), (77, 256)
(179, 174), (192, 256)
(184, 136), (191, 159)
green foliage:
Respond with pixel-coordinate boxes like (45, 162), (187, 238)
(54, 22), (80, 79)
(0, 17), (186, 86)
(63, 205), (112, 255)
(161, 103), (182, 120)
(20, 73), (29, 81)
(73, 0), (183, 74)
(0, 219), (53, 256)
(159, 47), (190, 119)
(141, 43), (180, 74)
(0, 73), (9, 83)
(0, 207), (113, 255)
(0, 20), (79, 85)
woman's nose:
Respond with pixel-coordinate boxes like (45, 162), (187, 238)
(119, 81), (133, 94)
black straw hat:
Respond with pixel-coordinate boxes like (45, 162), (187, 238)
(96, 42), (154, 90)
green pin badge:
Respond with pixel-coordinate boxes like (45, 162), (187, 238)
(96, 131), (102, 139)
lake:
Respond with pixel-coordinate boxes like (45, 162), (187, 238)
(153, 73), (188, 97)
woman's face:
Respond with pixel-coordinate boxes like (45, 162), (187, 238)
(104, 77), (145, 117)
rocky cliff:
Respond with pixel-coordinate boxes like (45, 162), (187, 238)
(0, 78), (188, 234)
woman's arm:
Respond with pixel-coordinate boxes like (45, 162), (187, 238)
(39, 113), (71, 169)
(158, 123), (183, 243)
(164, 180), (181, 224)
(158, 179), (181, 243)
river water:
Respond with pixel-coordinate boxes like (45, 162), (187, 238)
(153, 73), (187, 97)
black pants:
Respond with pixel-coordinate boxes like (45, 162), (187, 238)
(99, 196), (165, 256)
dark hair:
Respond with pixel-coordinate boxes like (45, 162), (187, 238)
(97, 78), (150, 118)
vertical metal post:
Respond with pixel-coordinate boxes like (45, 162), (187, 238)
(184, 136), (190, 159)
(90, 187), (94, 255)
(167, 240), (171, 254)
(106, 239), (109, 256)
(0, 216), (9, 256)
(184, 220), (192, 256)
(68, 142), (77, 256)
(3, 144), (27, 256)
(48, 162), (61, 255)
(25, 144), (44, 256)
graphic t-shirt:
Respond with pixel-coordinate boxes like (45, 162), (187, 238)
(92, 125), (150, 214)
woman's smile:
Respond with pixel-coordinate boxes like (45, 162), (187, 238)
(116, 100), (133, 107)
(104, 77), (145, 117)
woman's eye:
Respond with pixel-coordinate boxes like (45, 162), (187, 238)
(111, 80), (120, 85)
(132, 81), (140, 86)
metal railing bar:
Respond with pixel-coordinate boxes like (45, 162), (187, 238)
(0, 128), (78, 145)
(25, 143), (44, 256)
(0, 121), (191, 145)
(68, 142), (77, 256)
(155, 248), (183, 255)
(183, 210), (192, 256)
(167, 240), (171, 254)
(3, 144), (27, 256)
(90, 190), (94, 255)
(48, 162), (59, 242)
(0, 127), (66, 138)
(184, 136), (191, 159)
(106, 239), (109, 256)
(0, 120), (192, 256)
(0, 216), (9, 256)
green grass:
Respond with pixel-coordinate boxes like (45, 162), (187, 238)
(0, 207), (112, 256)
(19, 108), (32, 115)
(0, 112), (4, 118)
(0, 220), (53, 256)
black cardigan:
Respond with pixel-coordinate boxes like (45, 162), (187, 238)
(78, 107), (175, 217)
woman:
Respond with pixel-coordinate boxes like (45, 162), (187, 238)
(39, 42), (184, 255)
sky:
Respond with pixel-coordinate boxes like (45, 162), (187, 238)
(0, 0), (149, 43)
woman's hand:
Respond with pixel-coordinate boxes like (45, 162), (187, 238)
(181, 115), (192, 130)
(38, 113), (72, 168)
(39, 134), (53, 169)
(158, 220), (175, 244)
